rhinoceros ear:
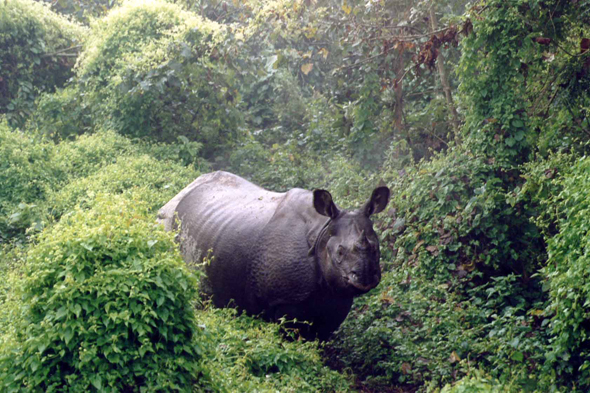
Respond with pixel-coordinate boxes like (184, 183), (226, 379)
(313, 189), (340, 219)
(364, 186), (390, 217)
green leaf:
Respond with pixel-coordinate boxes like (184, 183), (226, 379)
(511, 351), (524, 362)
(56, 306), (67, 320)
(64, 328), (74, 345)
(91, 375), (102, 390)
(512, 119), (524, 128)
(73, 303), (82, 318)
(266, 55), (279, 72)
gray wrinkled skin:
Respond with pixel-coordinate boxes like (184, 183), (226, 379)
(158, 171), (390, 340)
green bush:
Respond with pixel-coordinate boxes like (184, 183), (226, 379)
(383, 147), (543, 281)
(0, 124), (200, 240)
(229, 136), (326, 191)
(330, 268), (552, 390)
(330, 268), (476, 389)
(0, 120), (62, 239)
(196, 307), (351, 392)
(0, 244), (26, 350)
(50, 129), (135, 179)
(543, 155), (590, 386)
(515, 151), (578, 239)
(30, 86), (92, 141)
(441, 371), (506, 393)
(49, 154), (198, 218)
(0, 126), (138, 240)
(326, 145), (557, 390)
(74, 0), (242, 156)
(0, 196), (202, 391)
(0, 0), (85, 128)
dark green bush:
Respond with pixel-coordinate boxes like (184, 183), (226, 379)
(325, 145), (556, 390)
(543, 155), (590, 387)
(30, 86), (92, 141)
(383, 147), (543, 282)
(196, 307), (351, 391)
(330, 268), (477, 389)
(74, 0), (242, 157)
(0, 0), (85, 128)
(0, 196), (202, 391)
(515, 151), (577, 239)
(330, 268), (551, 390)
(229, 136), (326, 191)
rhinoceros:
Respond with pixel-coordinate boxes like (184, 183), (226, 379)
(158, 171), (389, 339)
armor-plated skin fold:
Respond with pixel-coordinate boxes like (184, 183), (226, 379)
(158, 171), (390, 340)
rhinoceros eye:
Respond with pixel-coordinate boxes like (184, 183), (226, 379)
(336, 245), (345, 261)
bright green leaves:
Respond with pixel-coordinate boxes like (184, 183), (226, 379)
(0, 196), (202, 391)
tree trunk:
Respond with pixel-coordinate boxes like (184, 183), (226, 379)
(429, 6), (460, 136)
(394, 52), (405, 132)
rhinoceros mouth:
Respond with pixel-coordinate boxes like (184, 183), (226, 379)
(344, 274), (379, 293)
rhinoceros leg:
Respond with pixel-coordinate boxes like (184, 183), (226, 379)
(271, 297), (354, 341)
(312, 297), (354, 341)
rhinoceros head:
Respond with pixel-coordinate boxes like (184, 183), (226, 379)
(312, 186), (390, 295)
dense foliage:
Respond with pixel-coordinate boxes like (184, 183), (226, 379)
(543, 155), (590, 384)
(0, 197), (201, 391)
(0, 0), (85, 128)
(1, 0), (590, 390)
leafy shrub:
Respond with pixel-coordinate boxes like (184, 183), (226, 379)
(0, 124), (200, 241)
(0, 126), (137, 240)
(74, 0), (242, 156)
(0, 196), (202, 391)
(196, 307), (351, 392)
(330, 268), (552, 391)
(0, 0), (85, 128)
(382, 147), (543, 282)
(465, 274), (551, 389)
(42, 0), (115, 24)
(441, 371), (506, 393)
(49, 154), (198, 218)
(30, 86), (92, 141)
(543, 155), (590, 386)
(140, 136), (207, 170)
(229, 136), (326, 191)
(514, 151), (577, 239)
(0, 244), (26, 349)
(0, 120), (62, 239)
(326, 145), (558, 390)
(52, 129), (138, 178)
(330, 268), (476, 389)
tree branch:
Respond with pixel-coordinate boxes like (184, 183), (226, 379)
(41, 45), (82, 58)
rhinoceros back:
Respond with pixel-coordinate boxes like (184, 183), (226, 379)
(172, 171), (284, 310)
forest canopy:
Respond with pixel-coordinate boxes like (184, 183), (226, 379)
(1, 0), (590, 391)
